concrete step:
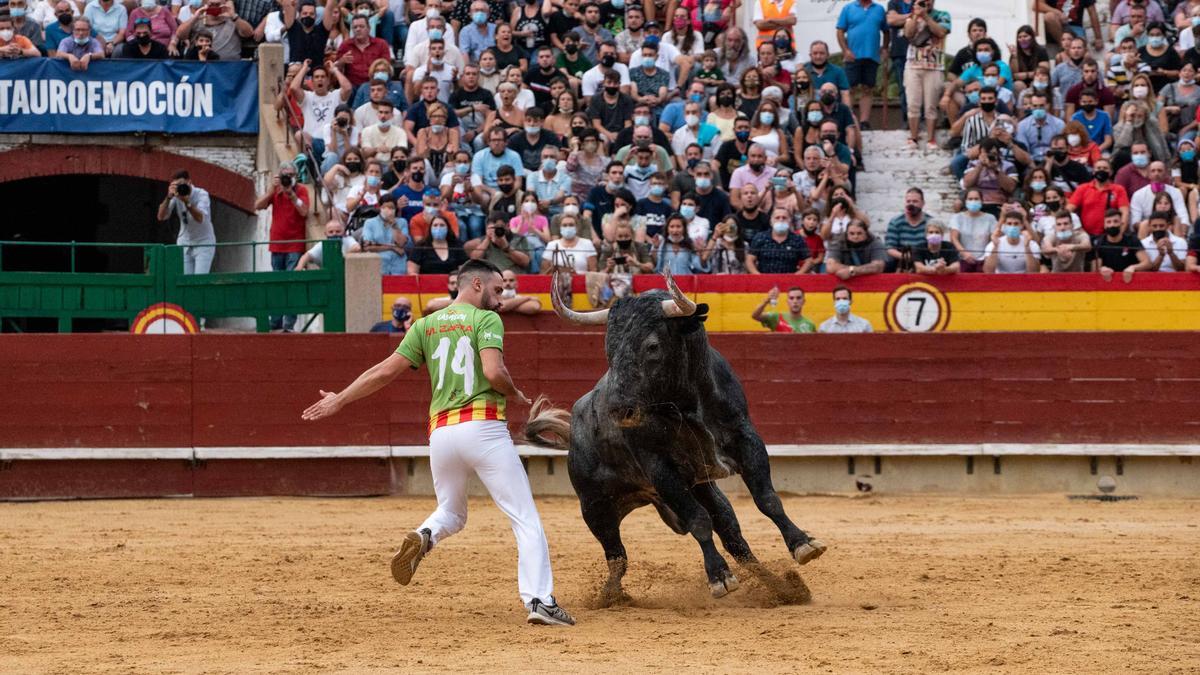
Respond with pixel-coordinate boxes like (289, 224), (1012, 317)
(856, 129), (961, 227)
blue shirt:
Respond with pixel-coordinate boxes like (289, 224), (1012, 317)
(527, 166), (573, 204)
(362, 216), (410, 274)
(1015, 114), (1066, 162)
(836, 1), (886, 62)
(471, 147), (526, 188)
(83, 0), (128, 41)
(1072, 109), (1113, 145)
(961, 62), (1016, 91)
(660, 100), (708, 132)
(656, 244), (709, 274)
(805, 62), (850, 91)
(388, 184), (426, 221)
(458, 23), (496, 63)
(352, 80), (409, 115)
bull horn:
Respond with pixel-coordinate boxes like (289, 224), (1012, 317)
(550, 269), (609, 325)
(660, 269), (697, 318)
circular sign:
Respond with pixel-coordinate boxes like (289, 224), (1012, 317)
(883, 282), (950, 332)
(131, 303), (199, 334)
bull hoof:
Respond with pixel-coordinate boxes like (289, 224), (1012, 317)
(792, 539), (828, 566)
(709, 573), (740, 598)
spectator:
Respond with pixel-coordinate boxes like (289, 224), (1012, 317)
(913, 221), (959, 275)
(1187, 230), (1200, 273)
(1008, 23), (1049, 94)
(1064, 59), (1117, 119)
(493, 270), (542, 314)
(622, 144), (662, 201)
(835, 0), (886, 129)
(1031, 185), (1079, 239)
(825, 220), (886, 280)
(407, 214), (468, 274)
(182, 29), (220, 61)
(704, 217), (746, 274)
(371, 296), (414, 333)
(355, 73), (405, 128)
(689, 160), (732, 224)
(117, 17), (169, 58)
(587, 70), (636, 144)
(745, 209), (808, 273)
(678, 192), (713, 245)
(322, 147), (366, 219)
(408, 186), (461, 242)
(901, 0), (950, 150)
(949, 187), (996, 272)
(84, 0), (126, 55)
(1141, 211), (1189, 272)
(175, 0), (252, 61)
(1069, 159), (1129, 236)
(127, 0), (176, 49)
(467, 214), (533, 273)
(1043, 134), (1092, 195)
(487, 165), (524, 220)
(509, 192), (551, 272)
(346, 159), (387, 219)
(423, 270), (461, 314)
(404, 0), (456, 54)
(656, 213), (710, 274)
(156, 169), (215, 275)
(361, 194), (411, 275)
(286, 0), (345, 65)
(1129, 161), (1189, 226)
(406, 76), (463, 138)
(409, 39), (458, 104)
(884, 187), (931, 271)
(1072, 88), (1114, 153)
(804, 40), (849, 106)
(1115, 141), (1154, 196)
(1016, 91), (1065, 163)
(1093, 208), (1151, 282)
(297, 220), (361, 269)
(818, 285), (873, 333)
(254, 160), (311, 329)
(44, 3), (76, 58)
(405, 16), (466, 78)
(732, 184), (770, 245)
(471, 127), (526, 189)
(361, 101), (409, 164)
(598, 220), (654, 274)
(1042, 209), (1092, 272)
(1050, 36), (1089, 92)
(450, 65), (496, 150)
(1062, 120), (1100, 168)
(441, 149), (487, 240)
(948, 86), (1000, 179)
(509, 107), (563, 173)
(634, 171), (672, 241)
(527, 146), (572, 218)
(630, 39), (670, 115)
(583, 161), (627, 237)
(290, 60), (353, 167)
(964, 138), (1019, 217)
(56, 18), (104, 70)
(671, 100), (721, 164)
(0, 13), (39, 58)
(982, 209), (1039, 274)
(751, 286), (816, 333)
(1113, 101), (1169, 167)
(459, 1), (495, 63)
(542, 214), (598, 273)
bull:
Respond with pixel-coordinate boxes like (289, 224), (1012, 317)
(526, 270), (827, 603)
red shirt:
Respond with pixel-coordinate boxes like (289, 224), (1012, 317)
(1068, 181), (1128, 236)
(408, 209), (461, 242)
(269, 184), (310, 253)
(336, 37), (392, 87)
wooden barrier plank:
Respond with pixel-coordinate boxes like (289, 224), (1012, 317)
(0, 459), (192, 499)
(191, 458), (393, 497)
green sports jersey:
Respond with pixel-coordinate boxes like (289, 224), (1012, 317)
(396, 303), (507, 434)
(760, 312), (816, 334)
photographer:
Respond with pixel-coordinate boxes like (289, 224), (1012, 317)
(466, 214), (533, 272)
(253, 160), (312, 331)
(598, 221), (654, 274)
(963, 138), (1018, 218)
(156, 169), (214, 275)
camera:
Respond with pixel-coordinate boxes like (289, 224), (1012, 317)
(492, 226), (510, 239)
(1152, 229), (1169, 241)
(176, 182), (191, 197)
(613, 255), (628, 264)
(988, 153), (1000, 163)
(832, 197), (848, 210)
(336, 117), (349, 128)
(280, 174), (293, 188)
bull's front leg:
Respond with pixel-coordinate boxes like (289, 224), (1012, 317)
(732, 433), (827, 565)
(643, 454), (739, 598)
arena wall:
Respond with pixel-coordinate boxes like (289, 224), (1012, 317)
(1, 333), (1197, 499)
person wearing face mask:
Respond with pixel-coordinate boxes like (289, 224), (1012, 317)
(1069, 158), (1130, 236)
(655, 214), (711, 274)
(1040, 135), (1091, 198)
(1040, 210), (1091, 273)
(1128, 160), (1189, 229)
(387, 158), (430, 220)
(949, 187), (996, 272)
(1059, 120), (1099, 168)
(467, 215), (534, 273)
(362, 193), (412, 276)
(1032, 185), (1079, 241)
(1139, 21), (1183, 93)
(670, 100), (722, 166)
(508, 193), (551, 271)
(982, 209), (1040, 273)
(1091, 208), (1151, 283)
(884, 187), (931, 271)
(803, 41), (850, 107)
(407, 215), (469, 274)
(1172, 137), (1200, 209)
(526, 146), (571, 218)
(543, 214), (599, 273)
(508, 107), (564, 173)
(913, 222), (960, 276)
(422, 269), (461, 314)
(44, 1), (79, 58)
(629, 40), (670, 115)
(55, 17), (104, 70)
(744, 206), (809, 274)
(714, 116), (754, 189)
(942, 38), (1010, 122)
(297, 220), (362, 270)
(1070, 89), (1114, 155)
(441, 149), (489, 240)
(346, 159), (389, 225)
(125, 0), (176, 49)
(403, 0), (456, 55)
(1114, 141), (1156, 196)
(1062, 59), (1116, 120)
(634, 173), (674, 241)
(1015, 92), (1064, 164)
(361, 101), (410, 164)
(818, 286), (872, 333)
(824, 219), (885, 280)
(586, 71), (636, 144)
(728, 143), (774, 211)
(569, 3), (615, 64)
(371, 297), (415, 334)
(1157, 63), (1200, 134)
(685, 161), (733, 225)
(599, 221), (654, 273)
(458, 0), (497, 62)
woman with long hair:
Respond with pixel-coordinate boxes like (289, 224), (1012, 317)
(1113, 99), (1170, 169)
(819, 184), (868, 242)
(737, 67), (764, 119)
(1007, 25), (1049, 95)
(415, 102), (453, 177)
(545, 90), (578, 137)
(749, 101), (787, 161)
(406, 214), (468, 274)
(709, 82), (740, 141)
(656, 213), (710, 274)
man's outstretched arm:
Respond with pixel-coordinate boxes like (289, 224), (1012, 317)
(303, 352), (414, 420)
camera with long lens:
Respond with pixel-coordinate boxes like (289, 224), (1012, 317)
(176, 182), (191, 197)
(280, 174), (293, 188)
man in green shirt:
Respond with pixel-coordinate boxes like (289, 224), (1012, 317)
(750, 286), (817, 333)
(302, 259), (575, 627)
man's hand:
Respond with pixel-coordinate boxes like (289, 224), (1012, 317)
(513, 390), (532, 406)
(339, 51), (354, 66)
(1100, 265), (1114, 282)
(843, 48), (856, 62)
(167, 181), (178, 198)
(834, 266), (852, 280)
(1123, 267), (1136, 283)
(302, 390), (343, 421)
(271, 176), (282, 194)
(767, 285), (780, 304)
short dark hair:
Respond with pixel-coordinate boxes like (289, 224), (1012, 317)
(497, 164), (516, 178)
(833, 285), (852, 300)
(1148, 210), (1172, 223)
(968, 18), (987, 32)
(786, 286), (804, 296)
(172, 169), (190, 181)
(1104, 208), (1123, 220)
(458, 259), (503, 285)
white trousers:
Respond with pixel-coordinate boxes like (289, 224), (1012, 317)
(420, 420), (554, 606)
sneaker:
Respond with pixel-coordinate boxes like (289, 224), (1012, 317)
(390, 528), (430, 585)
(526, 597), (576, 626)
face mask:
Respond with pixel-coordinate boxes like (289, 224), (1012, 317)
(634, 115), (650, 126)
(1004, 225), (1021, 239)
(1132, 85), (1149, 98)
(1105, 225), (1122, 237)
(967, 91), (980, 105)
(1184, 150), (1197, 161)
(428, 28), (443, 40)
(774, 37), (790, 51)
(668, 233), (685, 243)
(58, 13), (72, 25)
(1183, 76), (1196, 86)
(749, 161), (765, 172)
(772, 221), (789, 234)
(560, 226), (577, 239)
(523, 201), (538, 213)
(820, 92), (836, 106)
(1193, 16), (1200, 27)
(611, 0), (624, 8)
(926, 233), (943, 246)
(735, 130), (750, 142)
(1132, 154), (1149, 168)
(1030, 180), (1047, 192)
(564, 42), (578, 54)
(1050, 149), (1067, 161)
(425, 8), (439, 19)
(1148, 36), (1167, 49)
(74, 35), (90, 45)
(472, 10), (487, 24)
(481, 65), (496, 74)
(723, 233), (737, 242)
(976, 51), (992, 64)
(524, 125), (541, 136)
(607, 180), (622, 191)
(718, 94), (735, 106)
(834, 299), (851, 315)
(965, 199), (982, 213)
(1094, 169), (1110, 182)
(1031, 108), (1047, 121)
(905, 204), (921, 217)
(424, 205), (438, 218)
(821, 134), (838, 144)
(1081, 103), (1096, 113)
(432, 122), (449, 133)
(604, 85), (619, 96)
(689, 92), (703, 103)
(982, 75), (998, 88)
(1044, 200), (1061, 211)
(431, 225), (448, 240)
(680, 205), (696, 220)
(641, 56), (656, 69)
(141, 0), (156, 9)
(0, 29), (14, 41)
(379, 120), (392, 130)
(495, 288), (516, 300)
(696, 177), (712, 190)
(136, 33), (152, 45)
(617, 239), (633, 249)
(770, 175), (787, 190)
(299, 15), (316, 27)
(563, 204), (579, 216)
(392, 307), (411, 322)
(807, 110), (823, 124)
(755, 111), (775, 128)
(411, 170), (425, 183)
(649, 184), (665, 197)
(345, 161), (362, 173)
(1017, 37), (1032, 49)
(430, 57), (444, 67)
(1033, 80), (1048, 90)
(685, 114), (700, 127)
(601, 54), (617, 68)
(979, 101), (995, 113)
(1067, 134), (1081, 147)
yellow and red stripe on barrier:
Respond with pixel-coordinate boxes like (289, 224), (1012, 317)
(383, 273), (1200, 332)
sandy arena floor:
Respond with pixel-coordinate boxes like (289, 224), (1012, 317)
(1, 494), (1198, 673)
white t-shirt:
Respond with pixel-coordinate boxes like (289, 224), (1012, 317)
(360, 123), (409, 161)
(983, 237), (1040, 273)
(1033, 211), (1082, 240)
(543, 238), (598, 272)
(412, 63), (458, 103)
(301, 90), (342, 144)
(581, 64), (632, 97)
(1140, 233), (1189, 271)
(304, 235), (360, 266)
(494, 88), (537, 111)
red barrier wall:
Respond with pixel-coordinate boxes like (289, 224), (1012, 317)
(3, 332), (1199, 448)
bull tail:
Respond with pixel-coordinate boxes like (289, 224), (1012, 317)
(521, 396), (572, 451)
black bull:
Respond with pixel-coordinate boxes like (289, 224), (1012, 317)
(524, 271), (826, 602)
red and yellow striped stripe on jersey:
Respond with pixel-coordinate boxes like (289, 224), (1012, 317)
(427, 399), (507, 435)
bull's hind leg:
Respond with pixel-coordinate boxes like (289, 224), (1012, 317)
(579, 497), (632, 606)
(645, 459), (738, 598)
(735, 436), (827, 565)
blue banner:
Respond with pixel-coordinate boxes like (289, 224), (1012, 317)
(0, 59), (259, 134)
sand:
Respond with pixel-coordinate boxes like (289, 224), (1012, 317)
(2, 494), (1198, 673)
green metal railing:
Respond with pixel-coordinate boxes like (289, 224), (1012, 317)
(0, 240), (345, 333)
